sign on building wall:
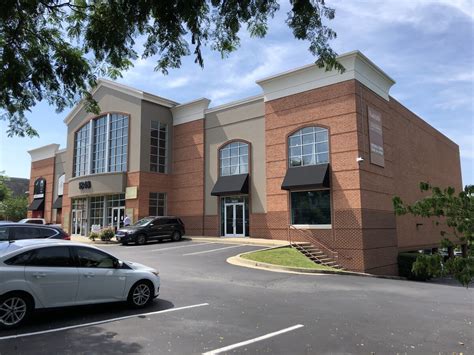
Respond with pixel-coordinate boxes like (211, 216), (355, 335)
(58, 174), (65, 196)
(33, 178), (46, 199)
(368, 107), (385, 167)
(125, 186), (138, 199)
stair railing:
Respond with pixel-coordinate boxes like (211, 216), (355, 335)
(288, 224), (352, 262)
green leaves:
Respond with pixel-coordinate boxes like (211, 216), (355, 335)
(1, 1), (342, 137)
(393, 183), (474, 286)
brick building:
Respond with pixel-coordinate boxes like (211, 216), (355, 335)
(27, 51), (462, 275)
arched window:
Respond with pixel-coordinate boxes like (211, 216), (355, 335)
(219, 141), (249, 176)
(288, 127), (329, 167)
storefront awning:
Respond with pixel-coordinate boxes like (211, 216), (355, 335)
(211, 174), (249, 196)
(28, 198), (44, 211)
(281, 164), (330, 190)
(52, 196), (63, 209)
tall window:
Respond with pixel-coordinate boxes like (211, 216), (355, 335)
(149, 193), (166, 216)
(150, 121), (168, 173)
(73, 123), (90, 177)
(92, 116), (107, 173)
(220, 141), (248, 176)
(73, 113), (129, 177)
(89, 196), (105, 227)
(109, 113), (128, 172)
(291, 190), (331, 225)
(288, 127), (329, 167)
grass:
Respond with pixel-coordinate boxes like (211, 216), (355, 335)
(241, 247), (338, 271)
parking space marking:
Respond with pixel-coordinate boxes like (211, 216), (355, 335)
(202, 324), (304, 355)
(146, 242), (216, 252)
(0, 303), (209, 341)
(183, 244), (248, 256)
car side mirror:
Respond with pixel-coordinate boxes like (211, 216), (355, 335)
(114, 260), (124, 269)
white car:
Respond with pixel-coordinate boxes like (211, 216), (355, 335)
(0, 239), (160, 329)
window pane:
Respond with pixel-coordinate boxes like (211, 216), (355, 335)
(29, 247), (73, 267)
(302, 134), (314, 145)
(289, 136), (301, 147)
(291, 190), (331, 225)
(76, 247), (115, 268)
(302, 144), (313, 155)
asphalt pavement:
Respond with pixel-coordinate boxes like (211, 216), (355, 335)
(0, 239), (472, 354)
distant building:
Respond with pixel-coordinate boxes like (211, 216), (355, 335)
(27, 50), (462, 275)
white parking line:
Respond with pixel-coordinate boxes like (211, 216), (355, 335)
(0, 303), (209, 341)
(183, 244), (247, 256)
(202, 324), (304, 355)
(146, 242), (216, 252)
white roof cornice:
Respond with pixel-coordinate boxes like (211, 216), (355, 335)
(256, 50), (396, 101)
(28, 144), (60, 162)
(171, 98), (211, 126)
(63, 79), (179, 124)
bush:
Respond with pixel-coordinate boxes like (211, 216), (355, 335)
(398, 253), (433, 281)
(100, 228), (115, 242)
(89, 232), (99, 241)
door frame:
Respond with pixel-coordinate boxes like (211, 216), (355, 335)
(111, 207), (125, 231)
(71, 209), (83, 236)
(224, 202), (245, 237)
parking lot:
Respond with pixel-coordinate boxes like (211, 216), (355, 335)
(0, 239), (472, 354)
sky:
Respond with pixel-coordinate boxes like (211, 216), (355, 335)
(1, 0), (473, 185)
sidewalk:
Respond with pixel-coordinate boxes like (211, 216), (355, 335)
(70, 234), (289, 247)
(188, 236), (289, 247)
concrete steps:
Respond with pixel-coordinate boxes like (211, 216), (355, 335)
(293, 243), (345, 270)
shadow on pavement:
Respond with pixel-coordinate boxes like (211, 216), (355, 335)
(0, 299), (175, 338)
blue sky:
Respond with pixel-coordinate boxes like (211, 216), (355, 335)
(1, 0), (473, 185)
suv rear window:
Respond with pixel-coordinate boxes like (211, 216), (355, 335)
(0, 226), (9, 241)
(38, 228), (59, 238)
(12, 226), (41, 240)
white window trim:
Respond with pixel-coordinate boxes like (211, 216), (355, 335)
(291, 224), (332, 230)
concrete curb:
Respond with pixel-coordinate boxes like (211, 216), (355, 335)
(70, 236), (118, 245)
(228, 247), (404, 280)
(187, 236), (290, 247)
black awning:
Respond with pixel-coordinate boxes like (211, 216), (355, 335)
(28, 198), (44, 211)
(211, 174), (249, 196)
(52, 196), (63, 209)
(281, 164), (330, 190)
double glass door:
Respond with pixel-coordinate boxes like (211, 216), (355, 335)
(71, 209), (83, 236)
(112, 207), (125, 231)
(224, 202), (245, 237)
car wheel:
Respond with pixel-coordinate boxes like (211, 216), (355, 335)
(0, 292), (33, 329)
(128, 281), (153, 308)
(171, 231), (182, 242)
(135, 234), (147, 245)
(121, 241), (128, 246)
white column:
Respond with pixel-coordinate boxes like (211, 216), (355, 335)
(105, 113), (111, 173)
(87, 121), (93, 175)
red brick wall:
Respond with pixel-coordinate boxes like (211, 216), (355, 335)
(264, 80), (367, 272)
(169, 119), (205, 235)
(28, 157), (55, 223)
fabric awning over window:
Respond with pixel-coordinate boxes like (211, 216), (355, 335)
(52, 196), (63, 209)
(211, 174), (249, 196)
(28, 198), (44, 211)
(281, 164), (330, 190)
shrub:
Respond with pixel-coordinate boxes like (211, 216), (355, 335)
(89, 232), (99, 241)
(398, 252), (433, 281)
(100, 228), (115, 242)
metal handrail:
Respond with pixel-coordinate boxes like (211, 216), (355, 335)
(288, 225), (352, 261)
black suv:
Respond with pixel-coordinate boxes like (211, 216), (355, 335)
(115, 216), (185, 245)
(0, 223), (70, 242)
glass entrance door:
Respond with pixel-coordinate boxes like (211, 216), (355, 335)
(71, 209), (83, 236)
(112, 207), (125, 231)
(224, 202), (245, 237)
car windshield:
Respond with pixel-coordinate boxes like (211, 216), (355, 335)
(133, 218), (154, 227)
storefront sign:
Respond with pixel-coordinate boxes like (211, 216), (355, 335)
(79, 181), (92, 190)
(125, 186), (138, 199)
(33, 177), (46, 199)
(368, 107), (385, 167)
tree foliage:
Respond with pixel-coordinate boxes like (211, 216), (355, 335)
(393, 183), (474, 286)
(0, 174), (28, 221)
(1, 0), (342, 137)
